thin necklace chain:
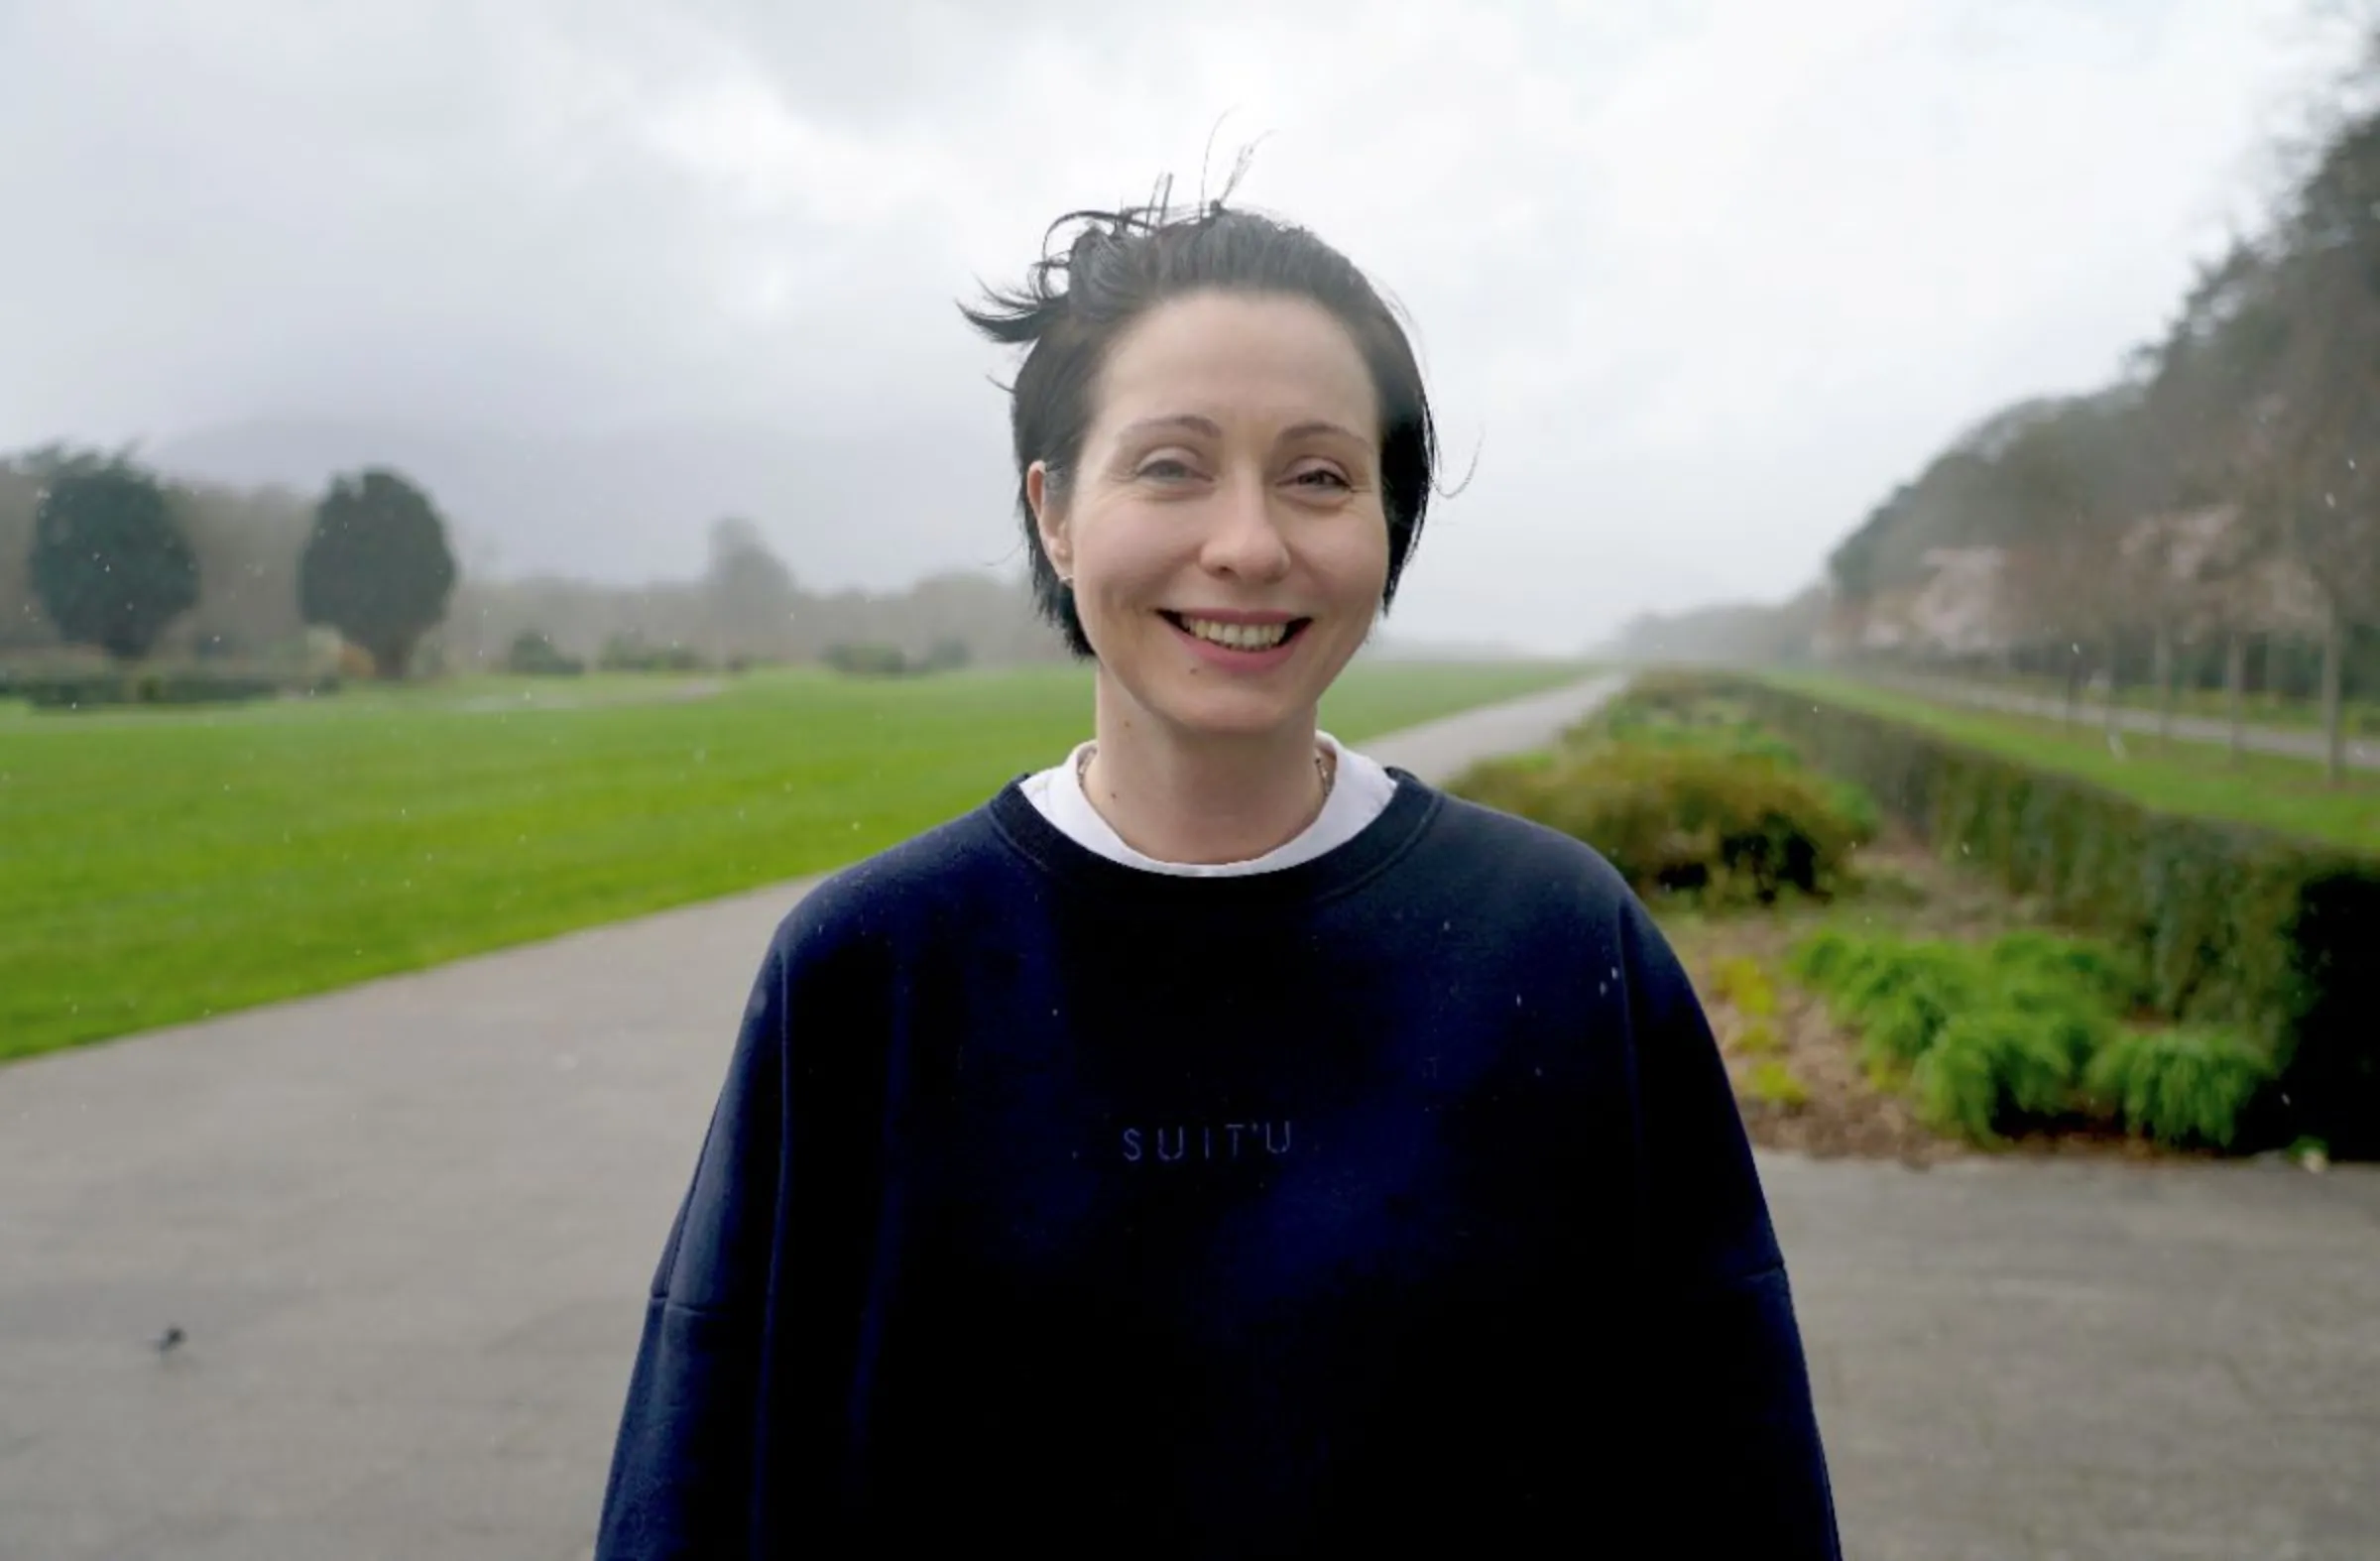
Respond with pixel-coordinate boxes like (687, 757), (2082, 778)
(1077, 741), (1336, 804)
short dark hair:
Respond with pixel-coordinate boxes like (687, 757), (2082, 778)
(960, 179), (1440, 659)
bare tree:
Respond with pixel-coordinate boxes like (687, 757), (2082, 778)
(704, 517), (799, 663)
(2110, 507), (2226, 744)
(1989, 396), (2143, 723)
(2256, 104), (2380, 781)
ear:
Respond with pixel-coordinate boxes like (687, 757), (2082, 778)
(1026, 461), (1072, 582)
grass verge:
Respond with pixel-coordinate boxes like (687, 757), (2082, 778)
(1759, 671), (2380, 853)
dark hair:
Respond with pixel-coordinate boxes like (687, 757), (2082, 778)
(960, 179), (1439, 659)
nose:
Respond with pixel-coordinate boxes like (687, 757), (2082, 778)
(1197, 472), (1291, 582)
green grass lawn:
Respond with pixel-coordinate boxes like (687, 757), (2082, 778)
(0, 659), (1586, 1061)
(1761, 671), (2380, 854)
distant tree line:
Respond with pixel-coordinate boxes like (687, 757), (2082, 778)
(1603, 588), (1830, 667)
(1823, 29), (2380, 780)
(4, 446), (455, 679)
(0, 451), (1067, 694)
(452, 516), (1062, 676)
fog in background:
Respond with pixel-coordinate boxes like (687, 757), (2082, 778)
(2, 0), (2368, 656)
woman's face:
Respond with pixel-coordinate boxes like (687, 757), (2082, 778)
(1029, 290), (1391, 744)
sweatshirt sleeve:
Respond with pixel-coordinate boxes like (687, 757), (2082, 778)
(594, 905), (885, 1558)
(1620, 896), (1844, 1558)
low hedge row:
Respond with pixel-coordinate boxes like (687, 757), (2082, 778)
(3, 670), (337, 710)
(1726, 675), (2380, 1156)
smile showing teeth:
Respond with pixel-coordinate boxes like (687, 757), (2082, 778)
(1174, 615), (1295, 651)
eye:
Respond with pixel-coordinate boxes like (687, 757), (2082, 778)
(1134, 453), (1201, 481)
(1289, 465), (1353, 491)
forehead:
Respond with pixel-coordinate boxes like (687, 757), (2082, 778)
(1091, 291), (1378, 440)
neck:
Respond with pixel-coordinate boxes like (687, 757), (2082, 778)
(1082, 673), (1327, 865)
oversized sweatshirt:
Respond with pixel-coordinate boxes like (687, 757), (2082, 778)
(595, 769), (1843, 1557)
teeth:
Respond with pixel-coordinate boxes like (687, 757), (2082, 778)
(1180, 617), (1290, 650)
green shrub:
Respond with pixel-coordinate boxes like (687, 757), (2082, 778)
(1569, 680), (1803, 767)
(1709, 955), (1778, 1017)
(1732, 1019), (1784, 1056)
(1468, 672), (1888, 908)
(1906, 1019), (2006, 1141)
(1745, 1060), (1811, 1110)
(1985, 927), (2149, 1014)
(920, 637), (974, 673)
(2083, 1029), (2274, 1149)
(1910, 1010), (2084, 1142)
(1453, 745), (1871, 907)
(598, 634), (706, 673)
(823, 642), (910, 677)
(1823, 777), (1885, 845)
(1731, 677), (2380, 1156)
(506, 631), (584, 676)
(1601, 668), (1731, 721)
(1591, 708), (1801, 767)
(1790, 927), (2134, 1143)
(1834, 943), (1971, 1068)
(1784, 927), (1859, 987)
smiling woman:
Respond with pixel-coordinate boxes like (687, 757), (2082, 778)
(595, 181), (1842, 1558)
(1024, 288), (1402, 865)
(978, 190), (1443, 871)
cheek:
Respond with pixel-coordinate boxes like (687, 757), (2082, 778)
(1323, 517), (1393, 600)
(1073, 511), (1176, 600)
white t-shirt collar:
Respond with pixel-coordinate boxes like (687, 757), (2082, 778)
(1019, 732), (1399, 877)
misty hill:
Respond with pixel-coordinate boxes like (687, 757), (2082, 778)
(1823, 390), (2127, 610)
(152, 418), (1020, 590)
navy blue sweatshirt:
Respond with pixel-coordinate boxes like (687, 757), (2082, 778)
(596, 770), (1841, 1557)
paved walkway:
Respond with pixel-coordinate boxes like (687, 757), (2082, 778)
(1881, 672), (2380, 773)
(3, 673), (2376, 1560)
(1772, 1154), (2380, 1560)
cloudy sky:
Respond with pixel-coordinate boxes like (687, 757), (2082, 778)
(0, 0), (2365, 651)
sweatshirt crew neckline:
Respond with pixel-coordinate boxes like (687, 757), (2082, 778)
(985, 766), (1443, 909)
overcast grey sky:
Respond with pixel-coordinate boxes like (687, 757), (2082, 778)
(0, 0), (2364, 651)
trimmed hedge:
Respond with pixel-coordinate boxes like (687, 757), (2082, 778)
(3, 670), (334, 710)
(1729, 675), (2380, 1156)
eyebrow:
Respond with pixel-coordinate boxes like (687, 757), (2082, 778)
(1115, 415), (1225, 444)
(1277, 420), (1372, 448)
(1113, 415), (1374, 449)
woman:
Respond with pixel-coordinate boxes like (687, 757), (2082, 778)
(596, 189), (1841, 1557)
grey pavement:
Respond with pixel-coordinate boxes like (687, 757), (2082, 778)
(3, 671), (2377, 1560)
(1878, 672), (2380, 773)
(1770, 1153), (2380, 1561)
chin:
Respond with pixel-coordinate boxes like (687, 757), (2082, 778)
(1143, 679), (1321, 742)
